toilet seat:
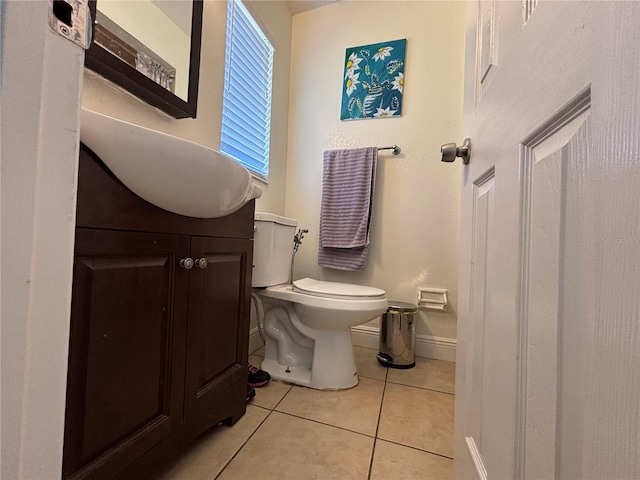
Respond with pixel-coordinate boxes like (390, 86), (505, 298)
(292, 277), (385, 300)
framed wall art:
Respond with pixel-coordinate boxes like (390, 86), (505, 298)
(341, 38), (406, 120)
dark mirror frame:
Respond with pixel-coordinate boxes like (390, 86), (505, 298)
(86, 0), (204, 119)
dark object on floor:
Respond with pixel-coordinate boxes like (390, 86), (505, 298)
(376, 352), (415, 369)
(248, 364), (271, 387)
(247, 384), (256, 402)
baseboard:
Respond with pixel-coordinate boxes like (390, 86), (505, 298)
(251, 324), (457, 363)
(350, 325), (457, 363)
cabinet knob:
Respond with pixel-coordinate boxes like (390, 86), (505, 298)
(195, 257), (208, 269)
(179, 258), (194, 269)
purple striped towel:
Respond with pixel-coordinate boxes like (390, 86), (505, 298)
(318, 147), (377, 271)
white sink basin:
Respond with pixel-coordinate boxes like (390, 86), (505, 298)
(80, 109), (262, 218)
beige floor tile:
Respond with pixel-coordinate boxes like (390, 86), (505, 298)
(156, 405), (269, 480)
(248, 354), (264, 368)
(251, 345), (265, 356)
(218, 411), (373, 480)
(387, 357), (455, 394)
(250, 380), (292, 410)
(378, 383), (454, 458)
(275, 377), (384, 436)
(354, 346), (387, 381)
(370, 440), (453, 480)
(247, 356), (293, 409)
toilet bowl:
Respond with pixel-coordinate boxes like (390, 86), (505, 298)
(252, 213), (387, 389)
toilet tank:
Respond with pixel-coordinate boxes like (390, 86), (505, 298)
(252, 212), (297, 287)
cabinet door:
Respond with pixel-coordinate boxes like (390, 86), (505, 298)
(63, 229), (189, 479)
(186, 236), (252, 426)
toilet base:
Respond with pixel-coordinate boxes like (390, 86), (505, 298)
(256, 286), (385, 390)
(260, 358), (312, 387)
(261, 329), (359, 390)
(262, 357), (359, 390)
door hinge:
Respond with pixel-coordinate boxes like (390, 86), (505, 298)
(49, 0), (91, 49)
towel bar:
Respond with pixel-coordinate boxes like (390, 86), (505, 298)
(377, 145), (401, 155)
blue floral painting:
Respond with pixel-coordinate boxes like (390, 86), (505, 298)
(341, 39), (406, 120)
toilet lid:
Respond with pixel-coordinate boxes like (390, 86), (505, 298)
(292, 277), (385, 299)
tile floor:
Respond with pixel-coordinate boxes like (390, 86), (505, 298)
(157, 346), (455, 480)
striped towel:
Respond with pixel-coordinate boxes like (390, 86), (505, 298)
(318, 147), (377, 271)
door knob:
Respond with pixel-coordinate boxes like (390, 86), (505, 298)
(195, 257), (208, 269)
(179, 258), (194, 269)
(440, 138), (471, 164)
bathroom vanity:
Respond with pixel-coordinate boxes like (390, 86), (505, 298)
(63, 146), (254, 479)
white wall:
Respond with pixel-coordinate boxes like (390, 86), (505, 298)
(286, 1), (466, 342)
(82, 0), (292, 215)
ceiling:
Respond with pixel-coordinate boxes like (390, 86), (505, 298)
(286, 0), (339, 16)
(150, 1), (192, 35)
(150, 0), (339, 33)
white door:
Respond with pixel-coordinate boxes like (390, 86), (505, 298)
(454, 2), (640, 479)
(2, 2), (84, 478)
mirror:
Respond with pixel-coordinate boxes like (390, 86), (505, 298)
(86, 0), (203, 118)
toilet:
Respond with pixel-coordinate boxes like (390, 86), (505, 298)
(252, 212), (388, 389)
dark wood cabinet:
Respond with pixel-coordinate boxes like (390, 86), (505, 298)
(63, 147), (254, 479)
(64, 230), (189, 479)
(186, 237), (252, 424)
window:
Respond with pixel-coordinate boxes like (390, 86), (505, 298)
(221, 0), (274, 181)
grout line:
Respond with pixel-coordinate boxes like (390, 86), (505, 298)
(367, 438), (378, 480)
(270, 384), (293, 411)
(385, 379), (455, 396)
(357, 373), (387, 382)
(375, 437), (454, 460)
(374, 377), (387, 439)
(273, 410), (376, 439)
(213, 410), (272, 479)
(367, 375), (388, 480)
(247, 381), (292, 412)
(214, 407), (273, 480)
(378, 380), (455, 460)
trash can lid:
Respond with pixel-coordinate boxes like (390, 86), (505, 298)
(387, 301), (418, 313)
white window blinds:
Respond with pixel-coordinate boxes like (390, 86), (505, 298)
(221, 0), (274, 181)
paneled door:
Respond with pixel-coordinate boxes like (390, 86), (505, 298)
(64, 229), (189, 479)
(185, 236), (252, 426)
(455, 2), (639, 479)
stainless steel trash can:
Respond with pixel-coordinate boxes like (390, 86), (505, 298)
(377, 301), (417, 368)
